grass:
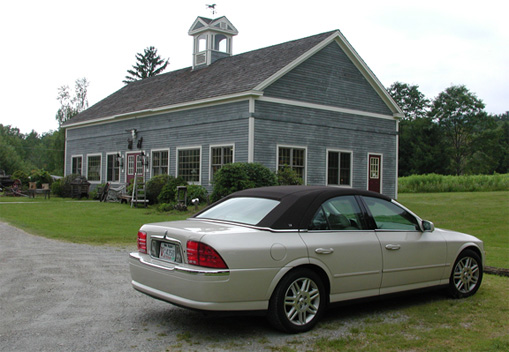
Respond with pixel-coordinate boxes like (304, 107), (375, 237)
(310, 274), (509, 352)
(1, 194), (507, 351)
(1, 192), (506, 267)
(399, 173), (509, 193)
(397, 192), (508, 268)
(0, 197), (200, 246)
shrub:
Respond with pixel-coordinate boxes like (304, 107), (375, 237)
(11, 170), (30, 187)
(276, 165), (304, 185)
(51, 174), (81, 198)
(30, 169), (53, 188)
(157, 176), (188, 203)
(186, 184), (208, 204)
(146, 174), (173, 204)
(211, 163), (277, 201)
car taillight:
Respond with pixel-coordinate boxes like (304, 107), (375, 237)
(137, 231), (147, 254)
(187, 240), (228, 269)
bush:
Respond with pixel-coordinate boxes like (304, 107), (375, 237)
(186, 184), (208, 204)
(11, 170), (30, 188)
(51, 174), (81, 198)
(146, 174), (173, 204)
(277, 165), (304, 185)
(211, 163), (277, 201)
(157, 176), (188, 203)
(30, 169), (53, 188)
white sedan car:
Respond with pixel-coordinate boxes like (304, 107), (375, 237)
(129, 186), (484, 333)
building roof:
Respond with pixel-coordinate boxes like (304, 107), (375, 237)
(64, 30), (401, 128)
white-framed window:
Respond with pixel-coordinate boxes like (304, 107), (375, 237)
(327, 149), (353, 186)
(151, 149), (169, 176)
(106, 153), (120, 182)
(177, 146), (201, 184)
(71, 155), (83, 175)
(277, 145), (307, 183)
(87, 154), (102, 182)
(210, 144), (234, 182)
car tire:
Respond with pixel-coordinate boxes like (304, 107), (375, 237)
(267, 268), (326, 333)
(448, 249), (483, 299)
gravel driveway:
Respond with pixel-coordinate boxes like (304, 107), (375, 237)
(0, 222), (328, 352)
(1, 221), (414, 352)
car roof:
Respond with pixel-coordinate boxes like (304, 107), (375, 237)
(195, 186), (391, 230)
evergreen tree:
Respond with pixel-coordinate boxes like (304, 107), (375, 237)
(123, 46), (169, 84)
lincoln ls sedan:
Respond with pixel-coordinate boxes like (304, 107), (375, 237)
(129, 186), (484, 333)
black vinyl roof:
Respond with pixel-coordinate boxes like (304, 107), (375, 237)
(195, 186), (391, 230)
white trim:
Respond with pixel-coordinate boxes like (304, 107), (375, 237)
(248, 116), (255, 163)
(176, 146), (202, 185)
(150, 148), (170, 179)
(395, 121), (400, 199)
(277, 144), (308, 185)
(325, 148), (353, 187)
(258, 96), (396, 121)
(367, 153), (383, 194)
(64, 129), (69, 176)
(63, 91), (263, 130)
(209, 144), (235, 185)
(86, 153), (102, 184)
(71, 154), (83, 176)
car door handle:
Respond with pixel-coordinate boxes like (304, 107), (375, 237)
(385, 244), (401, 250)
(315, 248), (334, 254)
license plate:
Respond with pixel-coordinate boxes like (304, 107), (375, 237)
(159, 242), (176, 262)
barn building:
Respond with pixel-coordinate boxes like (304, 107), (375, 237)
(63, 16), (403, 198)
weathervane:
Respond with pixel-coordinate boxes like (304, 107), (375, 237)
(206, 4), (217, 16)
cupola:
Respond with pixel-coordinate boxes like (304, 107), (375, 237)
(188, 16), (238, 69)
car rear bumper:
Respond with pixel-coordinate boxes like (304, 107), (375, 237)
(129, 252), (269, 311)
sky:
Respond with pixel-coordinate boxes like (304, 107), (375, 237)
(1, 0), (507, 135)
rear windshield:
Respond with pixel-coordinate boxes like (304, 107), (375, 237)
(196, 197), (280, 225)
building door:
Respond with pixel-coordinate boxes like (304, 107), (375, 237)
(126, 152), (142, 185)
(368, 154), (382, 193)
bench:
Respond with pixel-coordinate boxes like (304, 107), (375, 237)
(28, 183), (50, 199)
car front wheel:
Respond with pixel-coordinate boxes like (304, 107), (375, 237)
(267, 268), (326, 333)
(448, 249), (483, 299)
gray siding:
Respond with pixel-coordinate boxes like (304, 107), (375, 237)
(264, 42), (393, 116)
(66, 101), (250, 190)
(253, 101), (397, 198)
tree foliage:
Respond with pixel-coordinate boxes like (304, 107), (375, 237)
(387, 82), (430, 120)
(123, 46), (169, 84)
(56, 78), (89, 126)
(389, 83), (507, 176)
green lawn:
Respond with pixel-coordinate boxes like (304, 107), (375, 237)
(0, 192), (507, 268)
(398, 192), (508, 269)
(1, 193), (507, 351)
(0, 197), (196, 246)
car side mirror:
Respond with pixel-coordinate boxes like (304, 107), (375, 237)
(421, 220), (435, 232)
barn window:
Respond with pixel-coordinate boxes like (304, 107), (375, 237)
(177, 147), (201, 183)
(327, 150), (352, 186)
(278, 146), (306, 182)
(210, 145), (233, 181)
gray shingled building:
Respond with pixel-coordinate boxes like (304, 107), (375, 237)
(62, 16), (403, 198)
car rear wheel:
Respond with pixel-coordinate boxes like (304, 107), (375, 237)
(267, 268), (326, 333)
(448, 249), (483, 299)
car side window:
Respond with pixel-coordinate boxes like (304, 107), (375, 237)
(362, 197), (419, 231)
(309, 196), (363, 231)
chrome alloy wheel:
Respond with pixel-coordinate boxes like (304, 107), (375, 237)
(453, 256), (480, 294)
(283, 277), (320, 326)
